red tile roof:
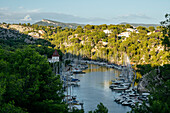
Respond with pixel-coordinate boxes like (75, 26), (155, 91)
(52, 49), (60, 57)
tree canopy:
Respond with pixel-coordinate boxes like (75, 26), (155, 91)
(0, 47), (67, 113)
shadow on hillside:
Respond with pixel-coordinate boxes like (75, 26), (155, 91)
(136, 64), (170, 81)
(0, 27), (60, 58)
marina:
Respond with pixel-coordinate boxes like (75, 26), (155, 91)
(50, 49), (150, 112)
(63, 63), (132, 113)
(59, 58), (151, 112)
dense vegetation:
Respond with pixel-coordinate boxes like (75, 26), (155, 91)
(2, 19), (168, 68)
(0, 47), (68, 112)
(0, 27), (68, 112)
(130, 64), (170, 113)
(0, 14), (169, 113)
(130, 14), (170, 113)
(39, 22), (168, 67)
(0, 26), (107, 113)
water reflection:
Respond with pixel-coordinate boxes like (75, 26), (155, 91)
(84, 64), (117, 73)
(72, 64), (131, 113)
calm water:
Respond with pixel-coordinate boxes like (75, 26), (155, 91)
(71, 64), (131, 113)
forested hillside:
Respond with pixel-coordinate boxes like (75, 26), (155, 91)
(1, 21), (168, 67)
(46, 24), (168, 67)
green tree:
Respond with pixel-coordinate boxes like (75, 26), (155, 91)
(22, 23), (26, 27)
(84, 24), (92, 30)
(160, 13), (170, 51)
(130, 64), (170, 113)
(0, 101), (27, 113)
(0, 48), (67, 113)
(75, 26), (84, 33)
(148, 26), (155, 32)
(89, 103), (108, 113)
(27, 23), (31, 26)
(125, 24), (133, 28)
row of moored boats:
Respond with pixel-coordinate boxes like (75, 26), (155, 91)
(80, 60), (123, 70)
(114, 90), (150, 107)
(61, 62), (88, 111)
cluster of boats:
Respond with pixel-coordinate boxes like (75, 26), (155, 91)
(107, 63), (150, 108)
(61, 62), (88, 111)
(109, 66), (134, 91)
(110, 79), (131, 90)
(63, 95), (84, 111)
(114, 90), (150, 107)
(70, 63), (88, 74)
(61, 63), (88, 87)
(80, 60), (123, 70)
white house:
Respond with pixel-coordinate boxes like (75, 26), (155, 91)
(38, 30), (45, 34)
(103, 29), (112, 34)
(28, 32), (40, 38)
(118, 32), (131, 37)
(147, 32), (151, 35)
(102, 41), (108, 46)
(48, 49), (60, 63)
(126, 28), (135, 32)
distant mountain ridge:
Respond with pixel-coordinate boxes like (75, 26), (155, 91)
(120, 22), (160, 28)
(34, 19), (160, 29)
(34, 19), (84, 29)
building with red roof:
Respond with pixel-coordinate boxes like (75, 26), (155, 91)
(51, 49), (60, 62)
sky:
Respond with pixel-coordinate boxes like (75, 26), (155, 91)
(0, 0), (170, 25)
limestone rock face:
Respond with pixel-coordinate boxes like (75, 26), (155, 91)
(0, 24), (45, 39)
(9, 25), (33, 32)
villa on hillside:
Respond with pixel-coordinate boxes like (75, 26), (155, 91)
(38, 30), (45, 34)
(118, 32), (131, 38)
(126, 28), (136, 32)
(28, 32), (40, 39)
(102, 41), (108, 46)
(103, 29), (112, 34)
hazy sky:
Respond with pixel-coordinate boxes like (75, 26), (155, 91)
(0, 0), (170, 24)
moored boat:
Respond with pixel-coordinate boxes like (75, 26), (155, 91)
(113, 84), (129, 90)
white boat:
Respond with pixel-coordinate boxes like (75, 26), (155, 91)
(77, 64), (88, 70)
(109, 84), (119, 89)
(118, 98), (126, 104)
(114, 97), (122, 102)
(129, 93), (136, 97)
(125, 89), (133, 94)
(122, 82), (131, 87)
(113, 85), (129, 90)
(142, 93), (150, 96)
(112, 79), (124, 84)
(106, 64), (113, 68)
(98, 62), (106, 66)
(72, 67), (83, 73)
(112, 65), (122, 70)
(122, 101), (130, 106)
(73, 104), (82, 110)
